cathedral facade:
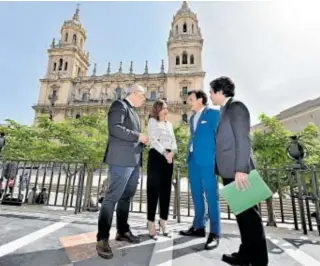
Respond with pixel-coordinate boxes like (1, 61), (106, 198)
(33, 1), (205, 129)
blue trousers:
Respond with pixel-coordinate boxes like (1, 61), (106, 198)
(188, 155), (221, 236)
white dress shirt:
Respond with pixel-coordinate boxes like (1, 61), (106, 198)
(190, 106), (205, 152)
(148, 118), (178, 155)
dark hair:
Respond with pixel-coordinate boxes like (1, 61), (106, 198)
(209, 76), (235, 97)
(0, 132), (5, 137)
(187, 90), (208, 105)
(150, 99), (167, 121)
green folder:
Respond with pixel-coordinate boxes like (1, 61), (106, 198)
(220, 170), (273, 215)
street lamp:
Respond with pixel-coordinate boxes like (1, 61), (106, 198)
(286, 135), (307, 163)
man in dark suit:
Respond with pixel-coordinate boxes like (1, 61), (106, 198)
(210, 77), (268, 266)
(96, 84), (148, 259)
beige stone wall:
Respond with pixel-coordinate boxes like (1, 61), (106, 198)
(33, 2), (204, 128)
(251, 107), (320, 133)
(168, 43), (203, 73)
(165, 75), (204, 101)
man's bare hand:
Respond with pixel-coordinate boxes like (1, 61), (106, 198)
(139, 134), (148, 144)
(165, 152), (173, 164)
(235, 172), (250, 191)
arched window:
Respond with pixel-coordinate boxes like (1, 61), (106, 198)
(183, 23), (187, 33)
(175, 25), (178, 35)
(64, 62), (68, 71)
(58, 58), (63, 71)
(77, 67), (81, 76)
(80, 38), (83, 48)
(182, 52), (188, 65)
(115, 87), (122, 99)
(53, 62), (57, 71)
(176, 56), (180, 65)
(190, 55), (194, 65)
(65, 33), (68, 42)
(72, 34), (77, 44)
(192, 24), (194, 33)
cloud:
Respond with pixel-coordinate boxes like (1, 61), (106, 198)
(190, 1), (320, 125)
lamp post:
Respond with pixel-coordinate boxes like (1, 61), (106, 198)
(286, 135), (313, 235)
(286, 135), (307, 165)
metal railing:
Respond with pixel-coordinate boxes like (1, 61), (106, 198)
(0, 159), (319, 235)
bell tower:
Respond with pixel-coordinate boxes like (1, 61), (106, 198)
(35, 5), (90, 122)
(46, 4), (89, 79)
(166, 1), (205, 102)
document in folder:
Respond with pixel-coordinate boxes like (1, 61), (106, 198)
(220, 170), (273, 215)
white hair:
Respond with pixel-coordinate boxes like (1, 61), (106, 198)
(127, 84), (145, 94)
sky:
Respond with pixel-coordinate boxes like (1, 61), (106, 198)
(1, 1), (320, 126)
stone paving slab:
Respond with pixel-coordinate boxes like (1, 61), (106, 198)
(0, 206), (320, 266)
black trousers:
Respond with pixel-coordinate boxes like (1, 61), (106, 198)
(147, 148), (173, 221)
(223, 178), (269, 266)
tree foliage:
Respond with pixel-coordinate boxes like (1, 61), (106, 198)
(1, 112), (107, 167)
(251, 114), (292, 193)
(299, 123), (320, 165)
(173, 123), (189, 177)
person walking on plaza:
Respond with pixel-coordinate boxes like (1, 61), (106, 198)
(210, 76), (268, 266)
(179, 90), (221, 250)
(96, 84), (148, 260)
(146, 99), (177, 239)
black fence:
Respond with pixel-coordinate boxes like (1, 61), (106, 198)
(0, 159), (319, 235)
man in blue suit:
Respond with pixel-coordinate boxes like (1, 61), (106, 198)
(179, 90), (220, 250)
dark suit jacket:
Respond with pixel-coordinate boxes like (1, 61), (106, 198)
(103, 99), (143, 167)
(216, 98), (255, 179)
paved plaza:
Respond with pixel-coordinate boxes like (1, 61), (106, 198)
(0, 205), (319, 266)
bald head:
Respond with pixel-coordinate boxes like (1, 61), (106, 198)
(126, 83), (146, 107)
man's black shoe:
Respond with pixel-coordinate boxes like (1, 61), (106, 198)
(204, 233), (219, 250)
(179, 226), (206, 237)
(96, 239), (113, 259)
(115, 231), (140, 243)
(222, 253), (250, 266)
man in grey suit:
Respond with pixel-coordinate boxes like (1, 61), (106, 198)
(210, 77), (268, 266)
(96, 84), (148, 259)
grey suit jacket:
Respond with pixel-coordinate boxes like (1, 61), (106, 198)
(103, 99), (143, 167)
(216, 98), (255, 179)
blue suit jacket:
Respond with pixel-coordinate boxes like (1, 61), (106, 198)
(187, 107), (220, 167)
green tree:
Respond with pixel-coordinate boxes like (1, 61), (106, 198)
(252, 113), (292, 226)
(2, 112), (107, 163)
(2, 112), (108, 210)
(299, 123), (320, 166)
(173, 123), (189, 177)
